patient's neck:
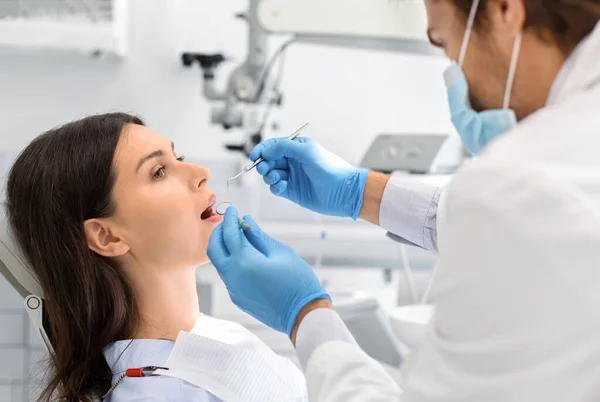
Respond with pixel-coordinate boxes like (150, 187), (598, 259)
(129, 267), (200, 341)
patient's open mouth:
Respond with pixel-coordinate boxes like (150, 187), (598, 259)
(201, 195), (221, 222)
(201, 205), (216, 220)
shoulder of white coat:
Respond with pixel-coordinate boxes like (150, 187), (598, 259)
(107, 375), (221, 402)
(443, 157), (570, 232)
(483, 86), (600, 167)
(444, 159), (532, 213)
(448, 85), (600, 218)
(445, 151), (600, 246)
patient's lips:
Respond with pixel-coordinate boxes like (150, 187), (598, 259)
(201, 195), (223, 223)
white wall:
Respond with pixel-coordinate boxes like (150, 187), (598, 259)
(0, 0), (453, 165)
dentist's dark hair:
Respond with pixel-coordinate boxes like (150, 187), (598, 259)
(6, 113), (145, 401)
(450, 0), (600, 53)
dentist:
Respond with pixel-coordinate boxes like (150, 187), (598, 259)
(208, 0), (600, 400)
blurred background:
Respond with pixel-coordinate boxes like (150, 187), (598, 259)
(0, 0), (462, 399)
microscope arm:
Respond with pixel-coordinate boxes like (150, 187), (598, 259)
(182, 0), (439, 153)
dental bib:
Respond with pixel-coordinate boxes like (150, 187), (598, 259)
(155, 314), (308, 402)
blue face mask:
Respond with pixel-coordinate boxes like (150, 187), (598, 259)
(444, 63), (517, 155)
(444, 0), (522, 155)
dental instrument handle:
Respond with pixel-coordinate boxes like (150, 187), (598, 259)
(244, 122), (310, 172)
(239, 218), (251, 231)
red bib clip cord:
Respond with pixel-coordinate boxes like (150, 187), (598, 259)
(102, 366), (169, 399)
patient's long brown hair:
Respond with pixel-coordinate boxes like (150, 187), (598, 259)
(6, 113), (144, 401)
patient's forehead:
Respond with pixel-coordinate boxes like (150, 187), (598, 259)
(113, 124), (172, 177)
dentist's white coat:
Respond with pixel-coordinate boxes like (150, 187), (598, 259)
(296, 22), (600, 402)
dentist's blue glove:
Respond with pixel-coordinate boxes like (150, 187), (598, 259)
(208, 207), (331, 336)
(249, 137), (368, 220)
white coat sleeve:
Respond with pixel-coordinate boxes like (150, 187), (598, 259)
(379, 177), (443, 255)
(297, 163), (600, 402)
(295, 308), (403, 402)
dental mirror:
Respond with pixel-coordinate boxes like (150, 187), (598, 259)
(216, 202), (251, 231)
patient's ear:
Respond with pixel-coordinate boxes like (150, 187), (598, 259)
(83, 219), (129, 257)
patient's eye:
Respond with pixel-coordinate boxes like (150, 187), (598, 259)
(176, 155), (185, 162)
(153, 167), (166, 180)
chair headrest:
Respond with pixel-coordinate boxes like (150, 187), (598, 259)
(0, 208), (43, 298)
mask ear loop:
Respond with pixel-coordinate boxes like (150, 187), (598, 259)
(458, 0), (481, 66)
(503, 33), (522, 109)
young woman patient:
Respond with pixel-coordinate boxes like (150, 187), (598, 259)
(5, 113), (278, 401)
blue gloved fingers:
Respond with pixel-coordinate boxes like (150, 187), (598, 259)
(222, 206), (245, 254)
(273, 158), (289, 170)
(293, 137), (313, 145)
(260, 138), (316, 164)
(250, 136), (314, 163)
(270, 180), (288, 196)
(263, 169), (289, 185)
(249, 138), (276, 162)
(256, 160), (276, 176)
(207, 223), (230, 269)
(240, 215), (271, 256)
(255, 159), (290, 176)
(249, 137), (289, 162)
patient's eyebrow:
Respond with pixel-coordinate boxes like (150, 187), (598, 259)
(136, 150), (164, 172)
(136, 142), (176, 172)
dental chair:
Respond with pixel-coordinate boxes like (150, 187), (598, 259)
(0, 212), (102, 401)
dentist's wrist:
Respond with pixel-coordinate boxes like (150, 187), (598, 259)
(358, 171), (390, 225)
(291, 298), (333, 346)
(349, 169), (369, 220)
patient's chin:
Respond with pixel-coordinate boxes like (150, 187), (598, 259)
(199, 220), (221, 238)
(162, 242), (210, 269)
